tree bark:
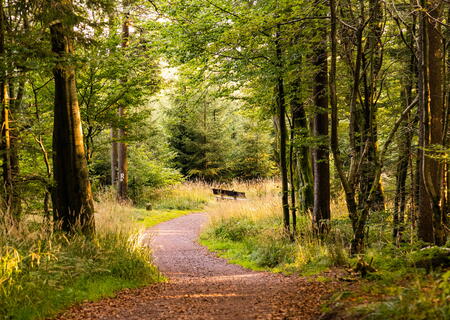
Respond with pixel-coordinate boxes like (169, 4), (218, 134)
(111, 128), (118, 185)
(275, 25), (290, 235)
(290, 60), (314, 214)
(50, 17), (95, 236)
(0, 1), (21, 220)
(417, 4), (433, 241)
(393, 23), (416, 243)
(312, 17), (330, 235)
(289, 121), (297, 238)
(417, 0), (446, 245)
(117, 12), (129, 201)
(359, 0), (385, 213)
(423, 0), (446, 245)
(292, 102), (314, 214)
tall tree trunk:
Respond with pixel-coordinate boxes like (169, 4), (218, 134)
(417, 0), (447, 244)
(292, 102), (314, 214)
(50, 17), (95, 236)
(359, 0), (385, 213)
(275, 25), (290, 235)
(417, 0), (434, 243)
(444, 8), (450, 224)
(330, 0), (366, 254)
(393, 23), (416, 243)
(117, 12), (129, 201)
(422, 0), (446, 245)
(289, 121), (296, 238)
(8, 81), (23, 219)
(108, 13), (119, 187)
(290, 58), (314, 214)
(393, 94), (413, 243)
(312, 16), (330, 235)
(0, 1), (17, 220)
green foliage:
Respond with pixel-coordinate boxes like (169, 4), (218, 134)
(164, 79), (234, 181)
(128, 145), (184, 204)
(352, 273), (450, 320)
(163, 72), (275, 182)
(212, 217), (257, 241)
(201, 212), (346, 273)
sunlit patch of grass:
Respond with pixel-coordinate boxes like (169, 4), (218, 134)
(144, 181), (212, 210)
(0, 196), (163, 320)
(133, 208), (195, 228)
(200, 180), (349, 274)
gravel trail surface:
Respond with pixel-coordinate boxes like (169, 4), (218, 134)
(56, 212), (336, 319)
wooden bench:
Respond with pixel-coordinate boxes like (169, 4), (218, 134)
(212, 188), (246, 200)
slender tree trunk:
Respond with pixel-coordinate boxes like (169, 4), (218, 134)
(111, 128), (118, 185)
(50, 17), (95, 236)
(444, 8), (450, 224)
(394, 25), (416, 243)
(292, 103), (314, 214)
(312, 16), (330, 235)
(417, 0), (434, 243)
(289, 121), (296, 238)
(117, 13), (129, 201)
(290, 59), (314, 214)
(359, 0), (385, 213)
(1, 82), (13, 216)
(275, 25), (290, 235)
(393, 96), (412, 243)
(330, 0), (365, 254)
(8, 81), (23, 219)
(108, 13), (119, 188)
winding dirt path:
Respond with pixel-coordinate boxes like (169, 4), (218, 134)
(56, 213), (337, 319)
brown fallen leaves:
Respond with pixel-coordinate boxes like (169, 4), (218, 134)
(54, 213), (341, 320)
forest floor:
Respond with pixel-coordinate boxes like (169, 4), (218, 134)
(54, 212), (340, 320)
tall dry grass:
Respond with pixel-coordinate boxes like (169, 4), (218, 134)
(0, 192), (160, 319)
(200, 179), (350, 272)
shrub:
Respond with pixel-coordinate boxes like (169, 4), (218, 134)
(213, 217), (257, 241)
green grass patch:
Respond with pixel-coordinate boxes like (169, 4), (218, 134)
(200, 216), (308, 273)
(200, 214), (349, 275)
(132, 208), (196, 228)
(11, 276), (146, 320)
(0, 231), (162, 320)
(199, 238), (269, 271)
(201, 207), (450, 319)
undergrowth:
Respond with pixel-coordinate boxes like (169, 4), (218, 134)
(200, 189), (350, 274)
(0, 194), (162, 320)
(199, 181), (450, 319)
(141, 181), (212, 210)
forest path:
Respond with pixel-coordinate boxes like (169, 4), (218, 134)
(56, 212), (336, 319)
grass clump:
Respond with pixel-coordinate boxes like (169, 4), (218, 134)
(133, 208), (194, 228)
(0, 197), (162, 320)
(200, 182), (348, 273)
(142, 181), (212, 211)
(352, 271), (450, 320)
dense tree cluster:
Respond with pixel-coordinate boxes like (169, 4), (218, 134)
(0, 0), (448, 254)
(155, 0), (448, 252)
